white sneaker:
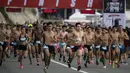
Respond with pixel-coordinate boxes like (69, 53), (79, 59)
(103, 66), (106, 69)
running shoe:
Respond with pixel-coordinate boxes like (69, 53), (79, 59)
(32, 55), (35, 58)
(117, 64), (120, 68)
(98, 58), (100, 63)
(84, 63), (87, 68)
(44, 66), (47, 73)
(37, 58), (40, 66)
(67, 61), (71, 68)
(114, 58), (118, 64)
(20, 65), (23, 69)
(37, 62), (40, 66)
(77, 66), (81, 71)
(123, 62), (128, 65)
(112, 63), (115, 68)
(103, 66), (106, 69)
(90, 60), (94, 64)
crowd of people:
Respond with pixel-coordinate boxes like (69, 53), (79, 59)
(0, 21), (130, 73)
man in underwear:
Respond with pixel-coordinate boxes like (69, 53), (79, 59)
(27, 25), (35, 64)
(58, 25), (68, 62)
(2, 24), (11, 58)
(118, 25), (129, 65)
(94, 27), (102, 65)
(0, 25), (6, 66)
(65, 25), (75, 68)
(10, 26), (19, 58)
(110, 26), (120, 68)
(42, 22), (57, 72)
(33, 23), (43, 66)
(84, 27), (95, 68)
(100, 28), (111, 68)
(16, 25), (22, 58)
(67, 23), (84, 71)
(33, 24), (42, 66)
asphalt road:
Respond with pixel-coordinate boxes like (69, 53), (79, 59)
(0, 55), (130, 73)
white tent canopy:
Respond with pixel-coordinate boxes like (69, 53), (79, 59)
(69, 12), (86, 20)
(69, 12), (102, 20)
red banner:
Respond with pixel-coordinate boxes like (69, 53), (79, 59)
(81, 10), (95, 14)
(0, 0), (102, 9)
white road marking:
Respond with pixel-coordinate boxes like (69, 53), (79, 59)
(51, 60), (88, 73)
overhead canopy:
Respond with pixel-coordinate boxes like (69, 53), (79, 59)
(69, 12), (86, 20)
(69, 11), (102, 20)
(64, 20), (91, 23)
(0, 0), (102, 9)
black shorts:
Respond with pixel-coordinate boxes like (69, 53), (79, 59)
(71, 46), (81, 52)
(2, 42), (9, 51)
(111, 44), (116, 50)
(84, 45), (92, 51)
(19, 45), (27, 51)
(100, 46), (109, 53)
(47, 45), (55, 53)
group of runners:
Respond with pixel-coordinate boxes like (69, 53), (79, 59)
(0, 22), (130, 72)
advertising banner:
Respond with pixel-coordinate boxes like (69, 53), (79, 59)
(103, 0), (126, 27)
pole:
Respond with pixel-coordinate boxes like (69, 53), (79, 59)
(64, 9), (67, 19)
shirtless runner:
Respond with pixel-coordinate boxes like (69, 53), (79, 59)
(94, 27), (102, 65)
(27, 26), (35, 64)
(100, 28), (111, 68)
(65, 25), (75, 68)
(118, 26), (129, 65)
(42, 22), (57, 73)
(68, 23), (84, 71)
(110, 26), (120, 68)
(33, 24), (43, 66)
(84, 27), (95, 68)
(58, 25), (67, 62)
(0, 24), (6, 66)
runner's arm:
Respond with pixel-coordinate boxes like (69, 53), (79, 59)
(124, 32), (129, 40)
